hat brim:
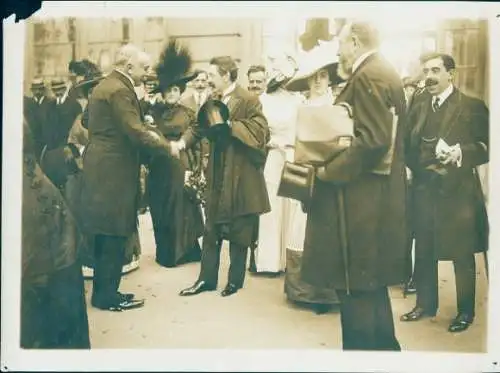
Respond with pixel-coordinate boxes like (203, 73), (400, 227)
(197, 99), (230, 131)
(153, 73), (198, 94)
(285, 62), (343, 92)
(74, 76), (104, 90)
(31, 84), (45, 90)
(51, 84), (67, 91)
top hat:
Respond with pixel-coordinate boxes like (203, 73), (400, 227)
(31, 77), (45, 91)
(50, 77), (67, 92)
(197, 99), (230, 133)
(153, 39), (198, 94)
(285, 41), (343, 92)
(299, 18), (335, 52)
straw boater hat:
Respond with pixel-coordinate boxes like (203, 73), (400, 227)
(31, 77), (45, 91)
(50, 77), (67, 92)
(285, 40), (344, 93)
(153, 39), (198, 94)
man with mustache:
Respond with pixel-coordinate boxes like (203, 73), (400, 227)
(247, 65), (267, 96)
(401, 52), (489, 333)
(300, 20), (407, 350)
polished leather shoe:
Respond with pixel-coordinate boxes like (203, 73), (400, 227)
(400, 307), (435, 322)
(118, 292), (135, 302)
(179, 281), (216, 296)
(93, 298), (145, 312)
(448, 313), (473, 333)
(221, 283), (239, 297)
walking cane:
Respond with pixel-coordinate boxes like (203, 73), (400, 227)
(337, 187), (350, 295)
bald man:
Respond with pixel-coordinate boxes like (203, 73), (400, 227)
(81, 44), (177, 312)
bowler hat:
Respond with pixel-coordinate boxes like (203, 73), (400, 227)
(197, 99), (230, 133)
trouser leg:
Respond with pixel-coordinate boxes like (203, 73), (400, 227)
(453, 254), (476, 317)
(228, 242), (248, 288)
(414, 255), (439, 314)
(198, 229), (223, 286)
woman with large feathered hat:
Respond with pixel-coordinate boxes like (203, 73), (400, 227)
(145, 39), (204, 268)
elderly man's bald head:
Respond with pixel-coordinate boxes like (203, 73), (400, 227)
(114, 44), (151, 87)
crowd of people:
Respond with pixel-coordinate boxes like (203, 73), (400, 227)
(21, 19), (489, 351)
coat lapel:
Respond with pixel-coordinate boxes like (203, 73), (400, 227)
(334, 53), (379, 104)
(409, 94), (432, 148)
(437, 89), (463, 139)
(226, 85), (243, 119)
(110, 70), (145, 121)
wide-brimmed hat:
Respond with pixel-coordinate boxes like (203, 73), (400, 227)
(153, 39), (197, 94)
(70, 59), (104, 93)
(299, 18), (335, 52)
(285, 41), (343, 92)
(31, 77), (45, 91)
(197, 99), (230, 132)
(50, 77), (67, 92)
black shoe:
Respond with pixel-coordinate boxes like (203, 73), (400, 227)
(92, 298), (145, 312)
(118, 292), (135, 302)
(179, 280), (216, 296)
(400, 307), (435, 322)
(312, 303), (331, 315)
(221, 283), (239, 297)
(448, 313), (473, 333)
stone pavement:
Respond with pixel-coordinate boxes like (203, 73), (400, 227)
(84, 212), (488, 351)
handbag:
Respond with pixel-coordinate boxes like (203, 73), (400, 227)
(277, 161), (316, 205)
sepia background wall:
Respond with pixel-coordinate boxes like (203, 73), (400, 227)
(23, 17), (490, 196)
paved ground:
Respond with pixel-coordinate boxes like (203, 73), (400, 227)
(84, 212), (488, 351)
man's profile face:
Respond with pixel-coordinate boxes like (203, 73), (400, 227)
(337, 26), (357, 75)
(207, 64), (227, 92)
(193, 72), (208, 92)
(128, 57), (151, 87)
(247, 71), (266, 96)
(422, 57), (453, 96)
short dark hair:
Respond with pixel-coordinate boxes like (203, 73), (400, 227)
(419, 52), (456, 71)
(247, 65), (266, 77)
(209, 56), (238, 82)
(348, 21), (380, 49)
(193, 69), (208, 79)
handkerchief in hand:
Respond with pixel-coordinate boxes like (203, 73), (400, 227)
(435, 138), (451, 156)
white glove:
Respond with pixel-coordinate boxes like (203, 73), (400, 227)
(144, 115), (154, 126)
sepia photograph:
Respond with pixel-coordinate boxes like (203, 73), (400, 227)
(2, 1), (500, 371)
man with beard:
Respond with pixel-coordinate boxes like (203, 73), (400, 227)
(300, 21), (407, 350)
(81, 44), (178, 311)
(177, 55), (270, 297)
(247, 65), (267, 97)
(400, 52), (489, 333)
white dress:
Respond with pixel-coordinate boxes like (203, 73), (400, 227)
(255, 88), (301, 273)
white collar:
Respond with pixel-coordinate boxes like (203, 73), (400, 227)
(36, 96), (45, 104)
(114, 69), (135, 87)
(222, 82), (237, 98)
(352, 49), (377, 73)
(433, 84), (454, 106)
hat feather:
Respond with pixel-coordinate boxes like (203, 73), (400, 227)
(155, 39), (194, 90)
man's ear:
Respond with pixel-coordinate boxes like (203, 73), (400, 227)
(448, 68), (456, 82)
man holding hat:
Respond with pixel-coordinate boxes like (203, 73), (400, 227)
(178, 55), (270, 297)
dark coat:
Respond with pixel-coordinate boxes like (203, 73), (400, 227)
(45, 96), (82, 150)
(22, 118), (90, 349)
(81, 71), (173, 237)
(406, 88), (489, 260)
(183, 84), (270, 246)
(301, 53), (408, 291)
(23, 95), (56, 159)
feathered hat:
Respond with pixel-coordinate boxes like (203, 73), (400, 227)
(154, 39), (197, 94)
(69, 59), (104, 96)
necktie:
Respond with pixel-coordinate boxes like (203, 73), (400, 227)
(432, 97), (440, 112)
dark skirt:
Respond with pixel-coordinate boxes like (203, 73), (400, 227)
(284, 249), (339, 305)
(21, 262), (90, 349)
(147, 152), (204, 268)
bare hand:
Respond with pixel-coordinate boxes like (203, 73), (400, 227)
(436, 145), (461, 166)
(170, 141), (181, 159)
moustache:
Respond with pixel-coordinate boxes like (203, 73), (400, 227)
(425, 78), (439, 87)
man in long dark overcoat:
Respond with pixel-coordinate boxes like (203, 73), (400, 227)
(178, 56), (270, 297)
(400, 52), (489, 333)
(300, 21), (408, 350)
(22, 118), (90, 349)
(81, 44), (176, 312)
